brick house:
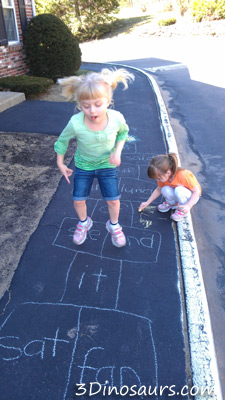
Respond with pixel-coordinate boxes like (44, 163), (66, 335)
(0, 0), (35, 78)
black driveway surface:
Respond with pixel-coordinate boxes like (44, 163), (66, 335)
(0, 100), (75, 134)
(0, 64), (189, 399)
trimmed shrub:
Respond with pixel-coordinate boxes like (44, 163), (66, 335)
(192, 0), (225, 21)
(158, 17), (176, 26)
(0, 76), (54, 98)
(24, 14), (82, 81)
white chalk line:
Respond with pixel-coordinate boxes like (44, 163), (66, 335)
(145, 63), (187, 73)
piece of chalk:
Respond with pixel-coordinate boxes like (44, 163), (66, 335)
(138, 208), (142, 212)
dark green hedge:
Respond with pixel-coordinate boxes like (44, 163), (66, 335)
(0, 75), (54, 98)
(158, 18), (176, 26)
(24, 14), (82, 82)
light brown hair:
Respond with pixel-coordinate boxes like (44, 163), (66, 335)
(147, 153), (183, 179)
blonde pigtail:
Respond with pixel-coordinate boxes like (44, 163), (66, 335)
(57, 76), (84, 101)
(101, 68), (135, 91)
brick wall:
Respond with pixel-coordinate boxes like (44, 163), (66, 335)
(0, 0), (34, 78)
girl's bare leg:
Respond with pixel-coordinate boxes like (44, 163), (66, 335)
(73, 200), (87, 221)
(107, 199), (120, 224)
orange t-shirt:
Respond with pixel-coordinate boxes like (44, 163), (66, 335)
(157, 169), (202, 195)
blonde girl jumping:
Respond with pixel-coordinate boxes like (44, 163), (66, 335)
(139, 153), (201, 221)
(54, 68), (134, 246)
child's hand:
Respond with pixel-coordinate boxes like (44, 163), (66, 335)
(138, 202), (149, 212)
(178, 204), (190, 213)
(59, 164), (73, 184)
(110, 151), (121, 166)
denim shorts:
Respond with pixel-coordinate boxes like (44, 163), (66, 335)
(72, 167), (120, 201)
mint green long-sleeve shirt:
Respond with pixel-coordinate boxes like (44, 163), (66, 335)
(54, 109), (129, 170)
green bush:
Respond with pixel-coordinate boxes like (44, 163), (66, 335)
(192, 0), (215, 20)
(35, 0), (119, 42)
(24, 14), (82, 81)
(158, 17), (176, 26)
(74, 4), (119, 42)
(0, 75), (54, 98)
(192, 0), (225, 21)
(217, 0), (225, 18)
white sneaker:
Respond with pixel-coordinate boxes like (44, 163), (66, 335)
(106, 220), (126, 247)
(73, 217), (93, 245)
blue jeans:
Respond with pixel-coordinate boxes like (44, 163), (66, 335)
(72, 167), (120, 201)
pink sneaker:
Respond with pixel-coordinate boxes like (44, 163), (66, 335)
(106, 220), (126, 247)
(158, 201), (177, 213)
(73, 217), (93, 245)
(170, 209), (188, 222)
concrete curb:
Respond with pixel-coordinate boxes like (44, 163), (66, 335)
(0, 91), (25, 113)
(82, 62), (222, 399)
(145, 70), (222, 400)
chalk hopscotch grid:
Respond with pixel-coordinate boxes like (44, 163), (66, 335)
(46, 146), (162, 396)
(59, 254), (123, 311)
(52, 167), (163, 264)
(47, 144), (162, 397)
(0, 302), (158, 400)
(51, 216), (162, 264)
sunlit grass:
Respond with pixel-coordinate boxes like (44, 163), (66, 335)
(100, 14), (154, 39)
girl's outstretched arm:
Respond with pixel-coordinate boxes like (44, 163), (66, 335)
(139, 186), (162, 211)
(57, 154), (73, 184)
(110, 140), (126, 167)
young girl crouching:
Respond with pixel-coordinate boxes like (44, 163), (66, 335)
(139, 153), (201, 222)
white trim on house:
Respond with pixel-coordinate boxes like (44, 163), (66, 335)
(2, 0), (20, 44)
(30, 0), (36, 16)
